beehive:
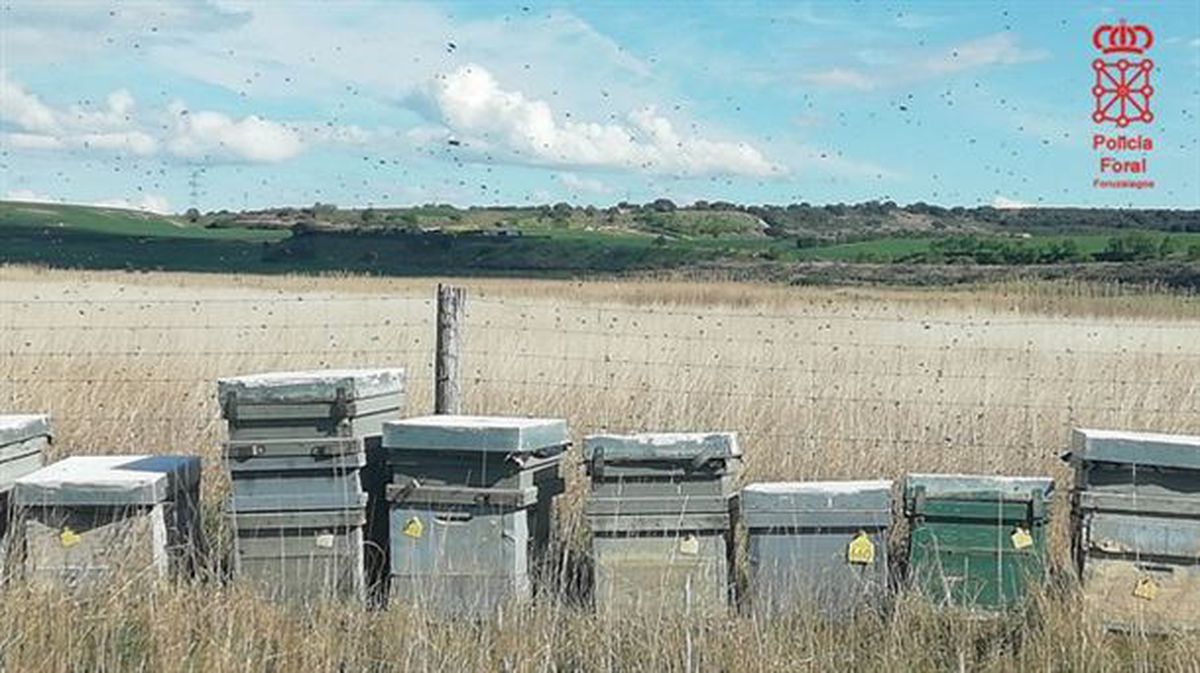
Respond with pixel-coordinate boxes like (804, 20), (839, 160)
(382, 415), (569, 616)
(1066, 428), (1200, 633)
(584, 432), (740, 615)
(742, 480), (893, 618)
(14, 455), (201, 590)
(905, 473), (1054, 612)
(0, 414), (50, 573)
(218, 368), (405, 605)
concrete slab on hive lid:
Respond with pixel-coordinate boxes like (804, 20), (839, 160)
(1068, 428), (1200, 471)
(383, 415), (569, 453)
(583, 432), (740, 462)
(905, 473), (1054, 500)
(217, 368), (405, 406)
(0, 414), (51, 446)
(742, 480), (893, 512)
(15, 455), (201, 506)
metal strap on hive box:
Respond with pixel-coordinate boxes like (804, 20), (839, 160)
(742, 509), (892, 531)
(909, 486), (1045, 518)
(586, 495), (732, 516)
(509, 450), (567, 470)
(592, 449), (729, 474)
(224, 438), (363, 461)
(589, 445), (605, 481)
(588, 512), (732, 533)
(1078, 491), (1200, 516)
(331, 387), (351, 421)
(223, 390), (239, 424)
(386, 480), (538, 508)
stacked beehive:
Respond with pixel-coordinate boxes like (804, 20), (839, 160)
(218, 368), (405, 605)
(382, 415), (569, 616)
(14, 455), (201, 589)
(742, 480), (893, 618)
(0, 414), (50, 572)
(1066, 428), (1200, 633)
(583, 432), (740, 614)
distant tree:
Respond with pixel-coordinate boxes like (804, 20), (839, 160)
(1098, 231), (1160, 262)
(184, 207), (200, 223)
(360, 207), (376, 223)
(648, 198), (676, 213)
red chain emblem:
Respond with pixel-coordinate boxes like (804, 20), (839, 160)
(1091, 20), (1154, 127)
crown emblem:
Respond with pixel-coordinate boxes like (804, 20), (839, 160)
(1092, 19), (1153, 55)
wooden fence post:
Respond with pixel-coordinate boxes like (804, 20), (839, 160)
(434, 284), (465, 414)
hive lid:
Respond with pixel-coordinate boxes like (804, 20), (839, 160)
(217, 368), (405, 406)
(14, 455), (201, 506)
(583, 432), (740, 462)
(0, 414), (51, 446)
(905, 473), (1054, 500)
(383, 415), (569, 452)
(742, 480), (893, 511)
(1067, 428), (1200, 471)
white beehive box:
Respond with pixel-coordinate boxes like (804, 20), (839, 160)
(14, 455), (202, 590)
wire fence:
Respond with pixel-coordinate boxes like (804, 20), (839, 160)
(2, 287), (1198, 485)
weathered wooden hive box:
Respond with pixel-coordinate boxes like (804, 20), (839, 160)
(904, 473), (1054, 612)
(584, 432), (741, 615)
(742, 480), (892, 618)
(218, 368), (405, 606)
(14, 454), (201, 590)
(0, 414), (50, 572)
(382, 415), (569, 617)
(1065, 428), (1200, 633)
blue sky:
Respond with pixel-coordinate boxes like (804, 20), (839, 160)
(1, 1), (1197, 213)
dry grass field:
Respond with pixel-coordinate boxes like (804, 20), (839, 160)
(1, 264), (1198, 671)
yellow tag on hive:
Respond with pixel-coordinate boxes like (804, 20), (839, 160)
(1011, 527), (1033, 550)
(678, 534), (699, 556)
(60, 527), (81, 548)
(401, 517), (424, 539)
(1133, 576), (1159, 601)
(847, 531), (875, 565)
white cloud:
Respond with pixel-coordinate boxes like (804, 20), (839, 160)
(0, 76), (60, 133)
(165, 105), (302, 162)
(93, 194), (172, 214)
(420, 64), (781, 178)
(558, 172), (610, 195)
(5, 132), (66, 150)
(801, 33), (1047, 91)
(799, 68), (877, 92)
(4, 188), (61, 203)
(991, 196), (1033, 209)
(5, 189), (171, 214)
(1, 71), (308, 163)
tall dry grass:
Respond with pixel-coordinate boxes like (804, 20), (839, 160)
(1, 265), (1198, 671)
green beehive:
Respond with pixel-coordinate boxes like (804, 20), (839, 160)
(904, 473), (1054, 612)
